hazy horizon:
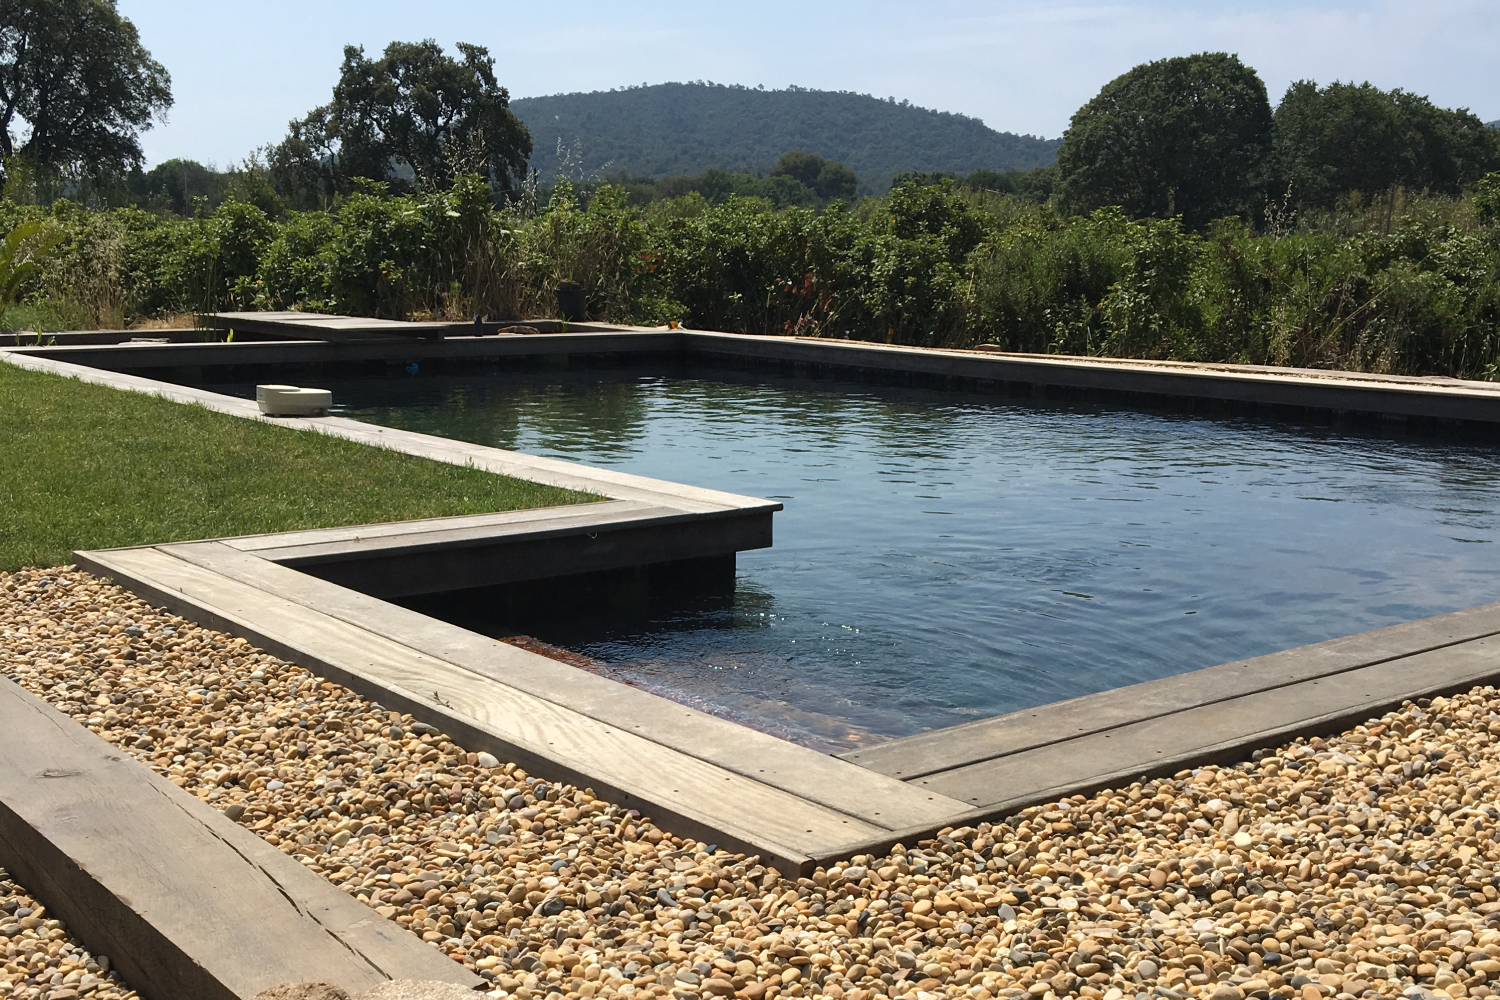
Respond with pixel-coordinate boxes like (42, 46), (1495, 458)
(119, 0), (1500, 171)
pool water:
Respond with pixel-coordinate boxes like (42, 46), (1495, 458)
(219, 364), (1500, 750)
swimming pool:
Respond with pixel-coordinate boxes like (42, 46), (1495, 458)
(210, 362), (1500, 751)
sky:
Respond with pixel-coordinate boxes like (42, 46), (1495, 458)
(119, 0), (1500, 169)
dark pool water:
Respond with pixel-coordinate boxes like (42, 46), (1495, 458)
(207, 364), (1500, 750)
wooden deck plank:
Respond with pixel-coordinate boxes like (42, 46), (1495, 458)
(240, 503), (695, 565)
(684, 332), (1500, 422)
(916, 634), (1500, 810)
(207, 310), (451, 343)
(77, 545), (889, 869)
(845, 599), (1500, 779)
(0, 680), (477, 1000)
(221, 500), (656, 553)
(149, 540), (969, 833)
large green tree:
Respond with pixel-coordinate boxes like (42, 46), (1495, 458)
(0, 0), (171, 181)
(1272, 80), (1500, 207)
(270, 39), (531, 205)
(1055, 52), (1273, 229)
(769, 151), (858, 201)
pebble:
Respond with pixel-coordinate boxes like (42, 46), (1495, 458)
(10, 567), (1500, 1000)
(0, 863), (139, 1000)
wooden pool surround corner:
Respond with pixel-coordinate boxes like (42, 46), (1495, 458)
(4, 327), (1500, 996)
(0, 679), (482, 1000)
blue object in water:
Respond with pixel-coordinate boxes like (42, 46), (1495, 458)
(405, 363), (419, 375)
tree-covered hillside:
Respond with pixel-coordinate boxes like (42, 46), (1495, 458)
(512, 83), (1059, 193)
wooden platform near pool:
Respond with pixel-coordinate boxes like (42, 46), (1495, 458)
(834, 601), (1500, 854)
(11, 320), (1500, 1000)
(204, 310), (632, 344)
(7, 325), (1500, 871)
(68, 537), (1500, 873)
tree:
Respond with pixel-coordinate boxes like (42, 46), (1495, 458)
(770, 151), (858, 201)
(269, 39), (531, 205)
(1475, 172), (1500, 226)
(1271, 80), (1500, 208)
(128, 158), (219, 215)
(1054, 53), (1273, 229)
(0, 0), (171, 182)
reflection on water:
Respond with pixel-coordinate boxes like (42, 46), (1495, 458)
(229, 364), (1500, 749)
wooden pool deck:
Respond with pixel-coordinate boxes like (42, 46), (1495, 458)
(6, 345), (1497, 864)
(6, 328), (1500, 994)
(58, 540), (1500, 873)
(204, 310), (632, 344)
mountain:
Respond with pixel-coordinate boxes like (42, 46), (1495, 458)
(511, 83), (1059, 194)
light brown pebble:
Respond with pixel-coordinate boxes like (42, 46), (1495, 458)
(0, 863), (139, 1000)
(12, 565), (1500, 1000)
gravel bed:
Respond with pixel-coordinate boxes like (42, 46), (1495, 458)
(5, 567), (1500, 1000)
(0, 864), (138, 1000)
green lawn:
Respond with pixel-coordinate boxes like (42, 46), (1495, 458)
(0, 362), (599, 570)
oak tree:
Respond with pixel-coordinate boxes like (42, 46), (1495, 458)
(0, 0), (171, 181)
(1055, 53), (1273, 229)
(270, 39), (531, 205)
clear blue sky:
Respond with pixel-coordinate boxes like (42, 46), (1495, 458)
(119, 0), (1500, 169)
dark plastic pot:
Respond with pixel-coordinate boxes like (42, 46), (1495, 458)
(556, 283), (586, 322)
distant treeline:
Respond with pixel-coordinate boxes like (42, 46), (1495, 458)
(510, 82), (1061, 193)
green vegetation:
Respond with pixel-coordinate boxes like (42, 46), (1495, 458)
(511, 83), (1061, 194)
(269, 40), (531, 206)
(0, 220), (62, 312)
(1272, 80), (1500, 209)
(1053, 53), (1500, 226)
(0, 0), (172, 196)
(3, 23), (1499, 380)
(1055, 53), (1275, 230)
(601, 152), (860, 211)
(10, 171), (1497, 378)
(0, 363), (597, 570)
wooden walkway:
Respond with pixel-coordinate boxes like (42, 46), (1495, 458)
(8, 341), (1500, 873)
(836, 601), (1500, 850)
(206, 310), (457, 342)
(11, 321), (1500, 424)
(78, 534), (1500, 870)
(202, 311), (631, 343)
(78, 539), (970, 874)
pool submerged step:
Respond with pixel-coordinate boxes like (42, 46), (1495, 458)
(830, 600), (1500, 844)
(76, 541), (966, 871)
(843, 597), (1500, 781)
(153, 539), (968, 833)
